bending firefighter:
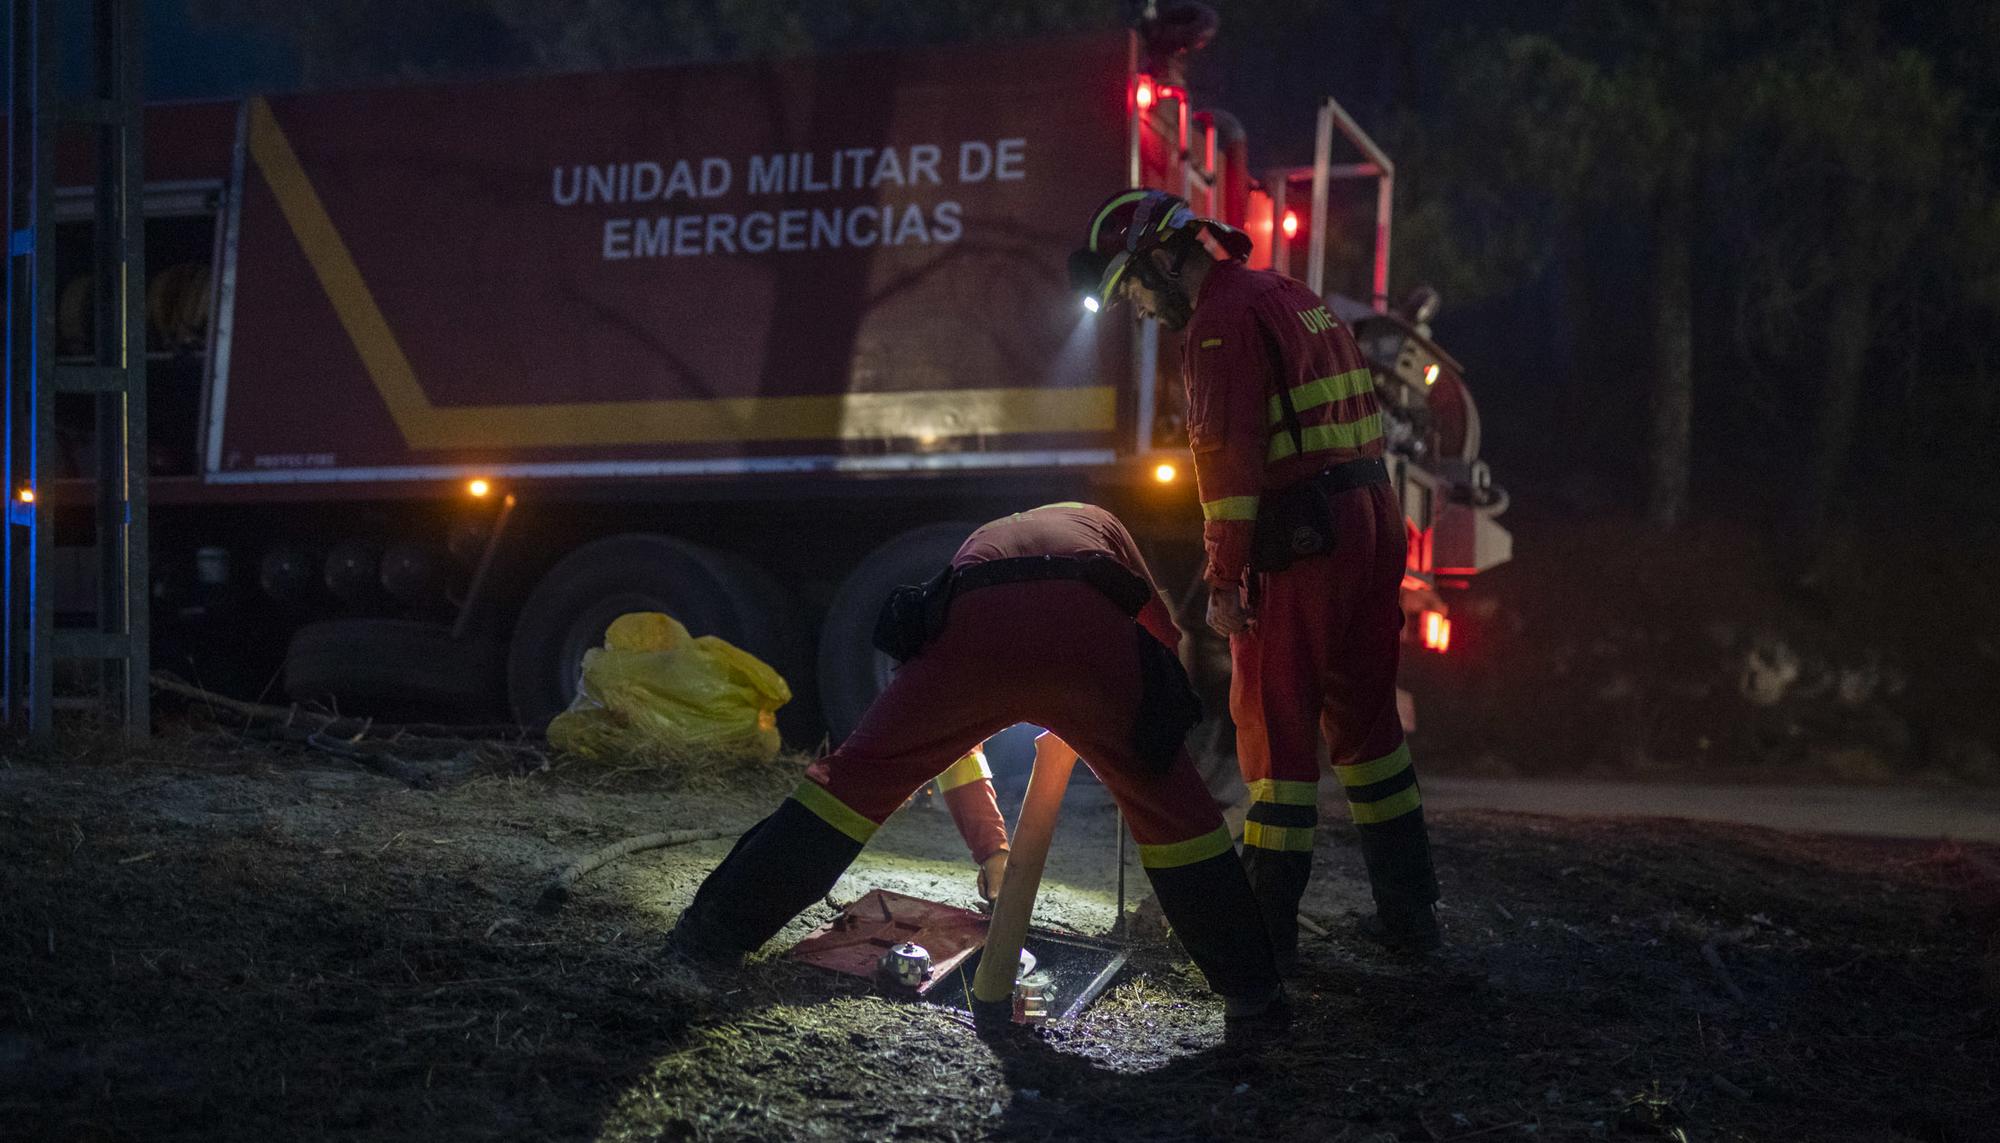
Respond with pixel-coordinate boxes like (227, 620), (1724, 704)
(666, 502), (1285, 1024)
(1071, 189), (1442, 968)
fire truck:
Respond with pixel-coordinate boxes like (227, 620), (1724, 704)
(47, 21), (1510, 738)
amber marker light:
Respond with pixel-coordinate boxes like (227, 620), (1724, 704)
(467, 478), (492, 498)
(16, 488), (33, 504)
(1424, 363), (1441, 387)
(1153, 462), (1178, 484)
(1422, 610), (1452, 653)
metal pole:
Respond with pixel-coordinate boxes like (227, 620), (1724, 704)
(452, 492), (516, 641)
(1114, 808), (1127, 936)
(116, 0), (149, 740)
(1317, 96), (1397, 311)
(1306, 100), (1334, 298)
(1269, 172), (1289, 279)
(1375, 167), (1394, 311)
(5, 0), (59, 740)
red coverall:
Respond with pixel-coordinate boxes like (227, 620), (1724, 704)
(670, 503), (1279, 1002)
(1182, 260), (1439, 962)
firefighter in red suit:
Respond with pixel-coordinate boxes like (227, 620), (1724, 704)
(666, 503), (1286, 1024)
(1071, 189), (1441, 969)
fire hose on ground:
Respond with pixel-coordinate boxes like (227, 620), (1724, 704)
(971, 730), (1079, 1029)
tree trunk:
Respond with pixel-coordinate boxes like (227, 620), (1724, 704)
(1554, 216), (1592, 444)
(1805, 274), (1872, 539)
(1647, 183), (1694, 530)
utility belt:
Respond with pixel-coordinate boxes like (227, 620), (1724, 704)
(1248, 455), (1390, 573)
(872, 553), (1202, 773)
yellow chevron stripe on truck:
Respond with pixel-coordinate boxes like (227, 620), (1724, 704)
(246, 96), (1115, 451)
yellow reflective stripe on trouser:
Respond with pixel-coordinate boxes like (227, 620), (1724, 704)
(1267, 368), (1376, 425)
(1137, 825), (1235, 869)
(790, 780), (878, 844)
(1268, 412), (1384, 462)
(1335, 742), (1413, 788)
(1242, 821), (1316, 852)
(935, 750), (992, 793)
(1245, 778), (1319, 806)
(1201, 495), (1260, 522)
(1347, 784), (1422, 825)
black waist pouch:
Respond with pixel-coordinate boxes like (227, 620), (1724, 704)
(1249, 478), (1335, 573)
(1132, 629), (1203, 774)
(872, 565), (954, 663)
(1247, 456), (1390, 573)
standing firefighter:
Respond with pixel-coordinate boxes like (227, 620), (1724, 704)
(665, 503), (1286, 1026)
(1070, 189), (1441, 968)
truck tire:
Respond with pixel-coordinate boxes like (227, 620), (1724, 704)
(284, 618), (504, 720)
(816, 521), (977, 742)
(504, 533), (764, 732)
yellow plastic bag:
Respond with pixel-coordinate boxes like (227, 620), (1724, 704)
(547, 612), (791, 762)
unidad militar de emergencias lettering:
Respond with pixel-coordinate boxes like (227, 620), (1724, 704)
(552, 139), (1028, 260)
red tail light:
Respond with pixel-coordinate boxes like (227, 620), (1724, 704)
(1421, 611), (1451, 653)
(1281, 210), (1299, 238)
(1135, 76), (1156, 110)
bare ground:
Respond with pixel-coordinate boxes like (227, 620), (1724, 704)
(1, 734), (1995, 1143)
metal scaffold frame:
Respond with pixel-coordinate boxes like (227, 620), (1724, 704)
(6, 0), (150, 742)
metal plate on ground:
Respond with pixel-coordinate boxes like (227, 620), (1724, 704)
(926, 930), (1131, 1021)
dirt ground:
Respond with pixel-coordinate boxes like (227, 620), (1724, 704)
(2, 733), (1996, 1143)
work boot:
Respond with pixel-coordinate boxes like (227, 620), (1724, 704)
(1240, 848), (1311, 976)
(1357, 898), (1441, 956)
(1222, 982), (1292, 1047)
(670, 793), (868, 959)
(660, 914), (746, 970)
(1354, 804), (1440, 955)
(1143, 850), (1284, 1001)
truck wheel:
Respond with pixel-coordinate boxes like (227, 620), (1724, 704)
(504, 533), (757, 732)
(284, 618), (504, 720)
(816, 521), (977, 742)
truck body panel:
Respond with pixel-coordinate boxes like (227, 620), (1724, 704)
(209, 34), (1132, 487)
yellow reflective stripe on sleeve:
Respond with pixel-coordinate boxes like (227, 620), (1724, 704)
(1137, 825), (1235, 869)
(1201, 495), (1260, 522)
(935, 750), (992, 793)
(1243, 821), (1317, 852)
(1266, 368), (1375, 425)
(1268, 412), (1384, 462)
(1245, 778), (1319, 806)
(1347, 784), (1423, 825)
(1200, 337), (1224, 349)
(1335, 742), (1413, 788)
(790, 780), (878, 844)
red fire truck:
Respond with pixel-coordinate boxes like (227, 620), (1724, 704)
(50, 26), (1509, 737)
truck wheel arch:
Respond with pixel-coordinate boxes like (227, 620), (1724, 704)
(504, 532), (772, 732)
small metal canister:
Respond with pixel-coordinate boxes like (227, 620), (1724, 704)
(1013, 970), (1053, 1025)
(876, 942), (933, 991)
